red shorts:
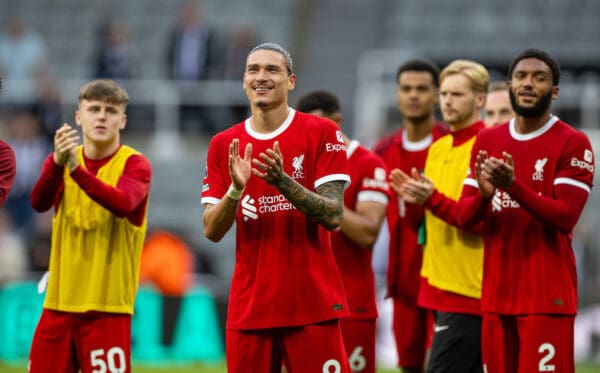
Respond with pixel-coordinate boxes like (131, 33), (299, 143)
(482, 313), (575, 373)
(29, 309), (131, 373)
(340, 318), (376, 373)
(226, 319), (351, 373)
(392, 298), (434, 369)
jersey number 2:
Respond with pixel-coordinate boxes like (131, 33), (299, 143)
(538, 343), (556, 372)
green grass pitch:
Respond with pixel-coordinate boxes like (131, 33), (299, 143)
(1, 362), (599, 372)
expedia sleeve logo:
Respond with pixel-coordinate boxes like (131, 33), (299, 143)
(570, 149), (594, 173)
(326, 143), (346, 152)
(325, 130), (347, 152)
(584, 149), (593, 163)
(362, 167), (389, 190)
(374, 167), (386, 181)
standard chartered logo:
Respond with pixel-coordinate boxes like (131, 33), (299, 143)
(491, 189), (520, 212)
(241, 195), (258, 221)
(241, 194), (297, 222)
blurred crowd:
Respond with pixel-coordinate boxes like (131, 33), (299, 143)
(0, 2), (258, 134)
(0, 2), (236, 287)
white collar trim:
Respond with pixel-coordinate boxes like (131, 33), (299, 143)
(402, 130), (433, 151)
(509, 115), (558, 141)
(245, 108), (295, 140)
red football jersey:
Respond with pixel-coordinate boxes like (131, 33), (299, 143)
(331, 140), (390, 319)
(466, 117), (594, 315)
(374, 123), (448, 301)
(202, 109), (351, 329)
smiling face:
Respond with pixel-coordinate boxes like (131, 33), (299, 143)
(508, 57), (558, 118)
(75, 99), (126, 147)
(242, 49), (295, 111)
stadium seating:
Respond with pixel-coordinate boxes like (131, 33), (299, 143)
(381, 0), (600, 64)
(0, 0), (296, 79)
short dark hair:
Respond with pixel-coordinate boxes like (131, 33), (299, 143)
(396, 58), (440, 88)
(78, 79), (129, 107)
(296, 90), (340, 116)
(508, 48), (561, 85)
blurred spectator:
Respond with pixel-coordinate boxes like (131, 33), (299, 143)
(224, 23), (257, 123)
(0, 18), (48, 99)
(166, 2), (221, 134)
(94, 19), (140, 80)
(224, 23), (257, 80)
(4, 111), (51, 239)
(139, 229), (195, 346)
(166, 3), (218, 81)
(31, 74), (62, 139)
(0, 211), (27, 286)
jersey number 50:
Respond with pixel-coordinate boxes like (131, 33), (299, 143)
(91, 347), (126, 373)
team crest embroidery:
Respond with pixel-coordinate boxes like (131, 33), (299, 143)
(292, 154), (305, 179)
(532, 157), (547, 181)
(336, 131), (344, 143)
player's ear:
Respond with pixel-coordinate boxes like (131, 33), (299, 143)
(332, 112), (343, 126)
(288, 74), (296, 90)
(476, 91), (487, 109)
(551, 85), (559, 100)
(119, 114), (127, 130)
(74, 110), (82, 127)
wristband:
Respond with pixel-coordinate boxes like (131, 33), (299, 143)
(226, 184), (244, 200)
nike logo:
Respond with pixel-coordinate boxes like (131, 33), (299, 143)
(434, 325), (449, 333)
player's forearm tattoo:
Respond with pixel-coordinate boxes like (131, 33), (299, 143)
(274, 175), (344, 230)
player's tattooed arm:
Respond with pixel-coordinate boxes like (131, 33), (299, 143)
(251, 141), (344, 230)
(275, 176), (344, 231)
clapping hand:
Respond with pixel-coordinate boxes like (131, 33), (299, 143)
(53, 123), (79, 168)
(390, 167), (434, 205)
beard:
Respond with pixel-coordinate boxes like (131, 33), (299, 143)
(442, 106), (473, 126)
(510, 89), (552, 118)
